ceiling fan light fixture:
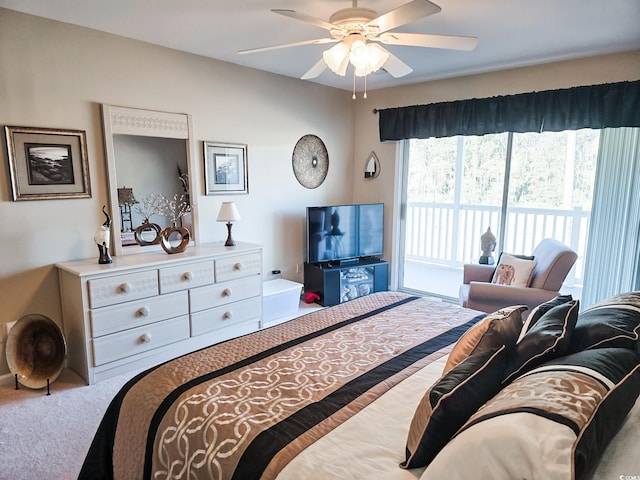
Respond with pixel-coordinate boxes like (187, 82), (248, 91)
(351, 42), (388, 77)
(322, 42), (350, 76)
(323, 37), (389, 79)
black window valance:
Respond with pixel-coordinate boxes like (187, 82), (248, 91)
(378, 80), (640, 141)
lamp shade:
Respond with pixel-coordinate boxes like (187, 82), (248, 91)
(217, 201), (241, 222)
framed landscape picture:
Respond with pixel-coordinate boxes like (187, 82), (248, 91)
(204, 141), (248, 195)
(4, 126), (91, 201)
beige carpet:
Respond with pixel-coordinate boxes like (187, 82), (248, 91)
(0, 368), (136, 480)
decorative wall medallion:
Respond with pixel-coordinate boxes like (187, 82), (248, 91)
(292, 134), (329, 189)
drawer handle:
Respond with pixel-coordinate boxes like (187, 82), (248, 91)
(119, 282), (132, 294)
(233, 262), (242, 271)
(140, 333), (151, 344)
(223, 311), (233, 320)
(183, 271), (193, 281)
(222, 288), (232, 297)
(137, 306), (149, 317)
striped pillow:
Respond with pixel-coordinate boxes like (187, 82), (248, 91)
(401, 346), (507, 469)
(503, 300), (579, 384)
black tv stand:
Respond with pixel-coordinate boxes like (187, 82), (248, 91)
(304, 258), (389, 307)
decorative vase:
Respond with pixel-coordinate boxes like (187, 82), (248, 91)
(160, 224), (190, 254)
(134, 220), (162, 246)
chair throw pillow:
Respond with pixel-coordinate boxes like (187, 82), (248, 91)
(443, 305), (527, 375)
(401, 346), (507, 470)
(491, 253), (537, 287)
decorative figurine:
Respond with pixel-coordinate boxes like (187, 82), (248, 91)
(479, 227), (496, 265)
(94, 205), (113, 264)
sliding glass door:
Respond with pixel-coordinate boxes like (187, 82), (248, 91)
(399, 129), (599, 300)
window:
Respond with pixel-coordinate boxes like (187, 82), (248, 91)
(400, 129), (599, 299)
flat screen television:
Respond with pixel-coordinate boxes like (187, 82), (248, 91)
(306, 203), (383, 264)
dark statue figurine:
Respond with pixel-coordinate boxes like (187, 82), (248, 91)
(94, 205), (113, 264)
(479, 226), (496, 265)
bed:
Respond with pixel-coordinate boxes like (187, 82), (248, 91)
(79, 291), (640, 480)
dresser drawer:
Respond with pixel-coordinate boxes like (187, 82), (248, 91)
(189, 275), (261, 313)
(214, 252), (261, 282)
(191, 296), (261, 336)
(159, 260), (214, 294)
(88, 270), (159, 308)
(92, 315), (189, 367)
(90, 291), (188, 338)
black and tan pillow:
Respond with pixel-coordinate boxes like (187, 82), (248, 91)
(569, 292), (640, 353)
(443, 305), (527, 375)
(401, 346), (507, 469)
(490, 253), (537, 287)
(422, 348), (640, 480)
(517, 294), (574, 342)
(503, 300), (579, 384)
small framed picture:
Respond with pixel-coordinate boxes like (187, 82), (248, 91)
(204, 141), (248, 195)
(4, 126), (91, 201)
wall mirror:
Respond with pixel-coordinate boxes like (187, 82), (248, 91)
(101, 104), (198, 256)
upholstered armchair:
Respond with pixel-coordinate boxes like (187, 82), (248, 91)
(459, 238), (578, 317)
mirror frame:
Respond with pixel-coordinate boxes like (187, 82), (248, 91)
(101, 104), (198, 256)
(364, 151), (380, 179)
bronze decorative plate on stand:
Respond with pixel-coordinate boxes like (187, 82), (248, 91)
(6, 314), (67, 389)
(292, 134), (329, 189)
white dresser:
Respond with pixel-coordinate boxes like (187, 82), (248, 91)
(56, 242), (262, 384)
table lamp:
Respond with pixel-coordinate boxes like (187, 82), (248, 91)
(217, 201), (241, 246)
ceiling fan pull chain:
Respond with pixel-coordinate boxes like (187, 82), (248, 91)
(352, 72), (357, 100)
(364, 74), (368, 99)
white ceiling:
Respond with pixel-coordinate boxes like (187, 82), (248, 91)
(1, 0), (639, 92)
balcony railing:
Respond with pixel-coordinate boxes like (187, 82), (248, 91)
(405, 202), (590, 286)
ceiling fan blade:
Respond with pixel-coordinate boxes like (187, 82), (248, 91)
(377, 32), (478, 51)
(301, 59), (328, 80)
(272, 9), (338, 32)
(366, 0), (441, 34)
(238, 38), (337, 55)
(380, 48), (413, 78)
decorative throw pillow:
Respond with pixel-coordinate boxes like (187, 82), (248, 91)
(401, 346), (507, 469)
(491, 253), (537, 287)
(517, 294), (574, 342)
(443, 305), (527, 375)
(422, 348), (640, 480)
(569, 292), (640, 353)
(503, 300), (579, 384)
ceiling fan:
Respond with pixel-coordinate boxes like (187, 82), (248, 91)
(238, 0), (478, 82)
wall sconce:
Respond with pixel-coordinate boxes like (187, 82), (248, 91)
(216, 201), (241, 246)
(364, 151), (380, 179)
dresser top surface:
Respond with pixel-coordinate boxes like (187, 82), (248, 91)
(56, 242), (262, 277)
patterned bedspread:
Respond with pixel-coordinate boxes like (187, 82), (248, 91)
(79, 292), (484, 480)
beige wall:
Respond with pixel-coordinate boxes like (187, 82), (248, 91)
(0, 8), (356, 375)
(1, 6), (638, 377)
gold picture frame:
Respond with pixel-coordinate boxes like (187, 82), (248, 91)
(5, 125), (91, 201)
(204, 141), (248, 195)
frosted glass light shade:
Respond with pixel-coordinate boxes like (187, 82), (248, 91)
(323, 40), (389, 78)
(322, 43), (350, 76)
